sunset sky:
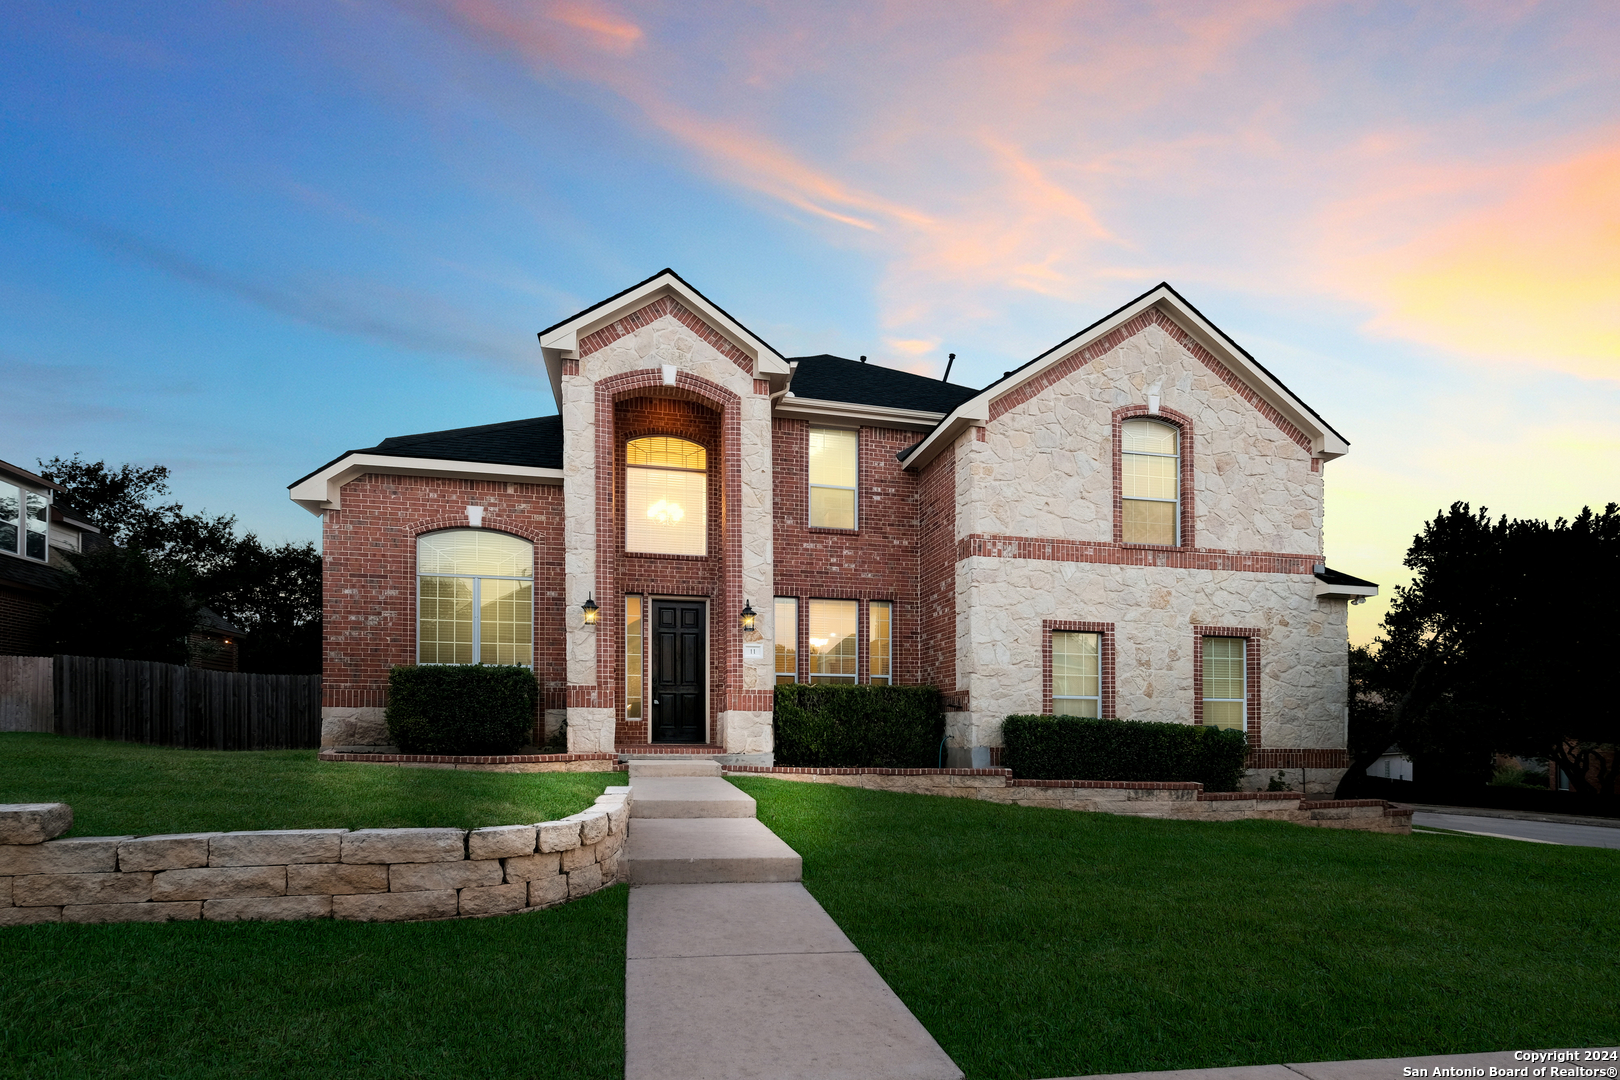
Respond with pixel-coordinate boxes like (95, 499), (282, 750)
(2, 1), (1616, 644)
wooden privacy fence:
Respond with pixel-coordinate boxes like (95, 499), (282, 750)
(53, 655), (322, 750)
(1, 656), (55, 733)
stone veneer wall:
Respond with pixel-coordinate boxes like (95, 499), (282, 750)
(0, 792), (629, 928)
(723, 767), (1409, 833)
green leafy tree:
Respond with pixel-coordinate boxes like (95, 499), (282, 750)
(1341, 502), (1619, 797)
(38, 455), (322, 674)
(47, 545), (198, 665)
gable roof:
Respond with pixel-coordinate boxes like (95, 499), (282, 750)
(537, 268), (793, 405)
(898, 282), (1351, 470)
(786, 355), (980, 415)
(288, 416), (563, 516)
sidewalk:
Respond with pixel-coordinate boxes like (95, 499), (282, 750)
(1042, 1047), (1620, 1080)
(621, 760), (962, 1080)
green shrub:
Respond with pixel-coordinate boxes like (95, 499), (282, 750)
(774, 684), (944, 768)
(1001, 714), (1248, 791)
(385, 665), (538, 755)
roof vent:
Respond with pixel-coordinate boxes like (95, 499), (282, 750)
(860, 355), (867, 363)
(942, 353), (955, 383)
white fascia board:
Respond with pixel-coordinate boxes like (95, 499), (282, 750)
(538, 274), (790, 376)
(289, 454), (563, 516)
(1314, 581), (1378, 599)
(773, 396), (947, 432)
(1151, 291), (1348, 460)
(898, 409), (988, 470)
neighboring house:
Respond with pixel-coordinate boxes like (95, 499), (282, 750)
(188, 607), (247, 672)
(1367, 745), (1414, 782)
(291, 271), (1377, 787)
(0, 458), (103, 655)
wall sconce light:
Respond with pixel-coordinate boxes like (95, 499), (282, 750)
(582, 595), (599, 626)
(739, 600), (757, 633)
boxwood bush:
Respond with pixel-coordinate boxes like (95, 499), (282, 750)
(385, 665), (538, 755)
(1001, 714), (1247, 791)
(774, 684), (944, 768)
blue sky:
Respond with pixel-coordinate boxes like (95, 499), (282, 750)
(3, 1), (1616, 644)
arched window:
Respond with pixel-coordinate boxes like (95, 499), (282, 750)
(1121, 419), (1179, 545)
(417, 529), (533, 666)
(625, 436), (707, 556)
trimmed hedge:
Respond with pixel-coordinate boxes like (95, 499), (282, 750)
(1001, 714), (1247, 791)
(385, 665), (538, 755)
(774, 684), (944, 768)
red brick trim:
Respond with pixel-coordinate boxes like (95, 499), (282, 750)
(957, 534), (1317, 575)
(1246, 748), (1350, 769)
(1192, 625), (1263, 748)
(562, 360), (579, 376)
(576, 295), (754, 375)
(1008, 778), (1203, 790)
(1196, 791), (1303, 802)
(1112, 405), (1196, 549)
(406, 515), (546, 546)
(615, 743), (725, 754)
(753, 379), (771, 395)
(1298, 798), (1388, 810)
(593, 369), (745, 746)
(726, 765), (1012, 777)
(1041, 620), (1116, 718)
(321, 687), (387, 709)
(318, 751), (616, 764)
(986, 307), (1312, 453)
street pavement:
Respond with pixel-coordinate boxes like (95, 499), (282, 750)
(1411, 810), (1620, 849)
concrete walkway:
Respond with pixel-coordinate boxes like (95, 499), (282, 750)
(623, 759), (962, 1080)
(1040, 1047), (1620, 1080)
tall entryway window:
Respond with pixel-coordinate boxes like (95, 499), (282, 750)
(626, 436), (708, 556)
(1121, 419), (1179, 545)
(807, 599), (858, 684)
(417, 529), (533, 666)
(651, 600), (706, 743)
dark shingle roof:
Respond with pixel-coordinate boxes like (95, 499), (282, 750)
(0, 555), (66, 595)
(294, 416), (563, 487)
(788, 355), (979, 415)
(1315, 566), (1378, 588)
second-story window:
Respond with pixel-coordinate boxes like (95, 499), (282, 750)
(0, 481), (47, 561)
(809, 427), (857, 530)
(626, 436), (708, 556)
(1121, 419), (1179, 545)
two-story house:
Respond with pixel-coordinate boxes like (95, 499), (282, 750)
(291, 271), (1376, 789)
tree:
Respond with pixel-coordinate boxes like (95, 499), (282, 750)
(47, 545), (198, 665)
(38, 455), (322, 674)
(1340, 502), (1620, 797)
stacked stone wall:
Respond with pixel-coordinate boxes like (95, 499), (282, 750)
(0, 793), (629, 927)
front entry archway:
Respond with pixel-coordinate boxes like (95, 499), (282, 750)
(651, 599), (706, 743)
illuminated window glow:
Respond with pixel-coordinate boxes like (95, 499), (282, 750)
(1121, 419), (1179, 545)
(626, 436), (708, 556)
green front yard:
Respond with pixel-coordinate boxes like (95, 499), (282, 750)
(2, 737), (1617, 1080)
(0, 733), (617, 834)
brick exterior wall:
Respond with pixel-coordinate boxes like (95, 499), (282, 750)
(770, 419), (926, 688)
(320, 475), (566, 715)
(916, 443), (958, 703)
(0, 587), (53, 656)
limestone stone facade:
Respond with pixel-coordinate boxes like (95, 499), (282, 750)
(292, 271), (1372, 778)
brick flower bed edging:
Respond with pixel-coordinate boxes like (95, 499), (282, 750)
(721, 766), (1411, 834)
(0, 790), (631, 928)
(318, 751), (621, 774)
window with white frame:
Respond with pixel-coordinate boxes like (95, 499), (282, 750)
(775, 597), (798, 685)
(625, 436), (708, 556)
(808, 427), (857, 530)
(1051, 631), (1101, 717)
(0, 480), (48, 561)
(868, 601), (892, 684)
(417, 529), (533, 666)
(1201, 636), (1246, 731)
(807, 599), (857, 683)
(1121, 419), (1179, 545)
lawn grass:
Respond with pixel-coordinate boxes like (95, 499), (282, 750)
(729, 776), (1620, 1080)
(0, 733), (618, 835)
(0, 884), (627, 1080)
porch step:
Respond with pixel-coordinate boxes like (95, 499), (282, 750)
(625, 818), (802, 884)
(630, 776), (756, 818)
(628, 760), (721, 779)
(617, 744), (726, 759)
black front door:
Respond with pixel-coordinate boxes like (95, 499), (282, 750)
(651, 600), (705, 743)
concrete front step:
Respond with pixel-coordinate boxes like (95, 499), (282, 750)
(625, 818), (802, 884)
(630, 777), (756, 819)
(629, 760), (722, 778)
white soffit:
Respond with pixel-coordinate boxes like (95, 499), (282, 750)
(1314, 581), (1379, 599)
(772, 395), (948, 432)
(288, 453), (563, 516)
(899, 285), (1350, 470)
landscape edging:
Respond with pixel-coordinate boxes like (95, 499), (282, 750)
(0, 788), (632, 928)
(723, 765), (1411, 833)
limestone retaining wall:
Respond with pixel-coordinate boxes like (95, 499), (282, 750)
(317, 751), (621, 774)
(723, 767), (1410, 833)
(0, 791), (631, 928)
